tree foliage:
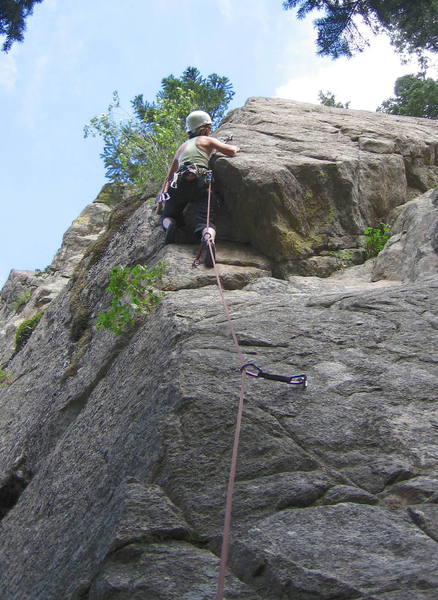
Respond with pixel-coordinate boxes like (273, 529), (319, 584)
(84, 67), (234, 188)
(377, 73), (438, 119)
(132, 67), (234, 131)
(0, 0), (43, 52)
(318, 90), (350, 108)
(283, 0), (438, 59)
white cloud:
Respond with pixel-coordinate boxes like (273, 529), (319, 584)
(275, 34), (427, 111)
(0, 52), (18, 92)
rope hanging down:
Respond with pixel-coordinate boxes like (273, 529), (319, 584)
(195, 171), (307, 600)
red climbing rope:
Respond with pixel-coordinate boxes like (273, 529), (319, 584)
(215, 370), (247, 600)
(201, 173), (306, 599)
(192, 174), (246, 597)
(205, 235), (247, 600)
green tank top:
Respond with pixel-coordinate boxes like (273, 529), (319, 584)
(178, 138), (210, 169)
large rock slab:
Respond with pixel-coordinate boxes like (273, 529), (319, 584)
(0, 253), (436, 598)
(213, 97), (438, 276)
(231, 504), (438, 599)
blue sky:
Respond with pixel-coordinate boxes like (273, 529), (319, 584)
(0, 0), (434, 286)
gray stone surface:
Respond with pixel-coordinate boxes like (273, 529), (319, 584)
(231, 504), (438, 599)
(408, 504), (438, 543)
(0, 265), (436, 599)
(372, 187), (438, 282)
(0, 99), (437, 599)
(213, 97), (438, 276)
(0, 188), (112, 364)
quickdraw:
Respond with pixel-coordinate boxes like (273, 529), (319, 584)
(157, 191), (170, 204)
(240, 363), (307, 387)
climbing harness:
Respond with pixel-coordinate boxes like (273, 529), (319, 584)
(199, 172), (307, 600)
(171, 161), (201, 189)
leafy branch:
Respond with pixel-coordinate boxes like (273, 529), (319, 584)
(84, 67), (235, 188)
(84, 89), (194, 187)
(96, 263), (167, 335)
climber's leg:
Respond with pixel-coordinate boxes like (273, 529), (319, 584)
(162, 217), (176, 244)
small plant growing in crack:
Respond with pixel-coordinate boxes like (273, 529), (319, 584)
(15, 311), (44, 352)
(0, 368), (11, 387)
(362, 223), (391, 258)
(96, 262), (167, 335)
(11, 291), (32, 314)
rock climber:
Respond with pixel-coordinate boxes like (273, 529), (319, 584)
(159, 110), (240, 267)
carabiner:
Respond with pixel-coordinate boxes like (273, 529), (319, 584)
(240, 363), (262, 377)
(240, 363), (307, 387)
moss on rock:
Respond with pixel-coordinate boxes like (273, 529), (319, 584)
(15, 312), (43, 353)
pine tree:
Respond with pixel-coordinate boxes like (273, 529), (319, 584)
(0, 0), (43, 52)
(84, 67), (235, 187)
(283, 0), (438, 58)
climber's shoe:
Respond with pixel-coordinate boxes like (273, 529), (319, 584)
(164, 219), (176, 244)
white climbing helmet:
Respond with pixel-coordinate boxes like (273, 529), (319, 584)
(185, 110), (212, 133)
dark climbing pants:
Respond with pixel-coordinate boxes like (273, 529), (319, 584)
(162, 174), (218, 236)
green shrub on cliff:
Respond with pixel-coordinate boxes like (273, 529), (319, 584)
(97, 263), (166, 335)
(329, 249), (354, 268)
(15, 311), (43, 352)
(363, 223), (391, 258)
(11, 291), (32, 314)
(318, 90), (350, 109)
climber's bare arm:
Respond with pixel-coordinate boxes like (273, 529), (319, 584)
(197, 136), (240, 157)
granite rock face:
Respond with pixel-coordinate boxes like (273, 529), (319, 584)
(51, 194), (112, 278)
(213, 97), (438, 277)
(0, 187), (113, 364)
(0, 100), (437, 600)
(372, 187), (438, 282)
